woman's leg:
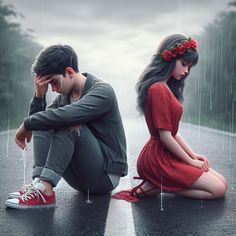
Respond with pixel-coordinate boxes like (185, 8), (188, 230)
(174, 170), (227, 199)
(208, 168), (228, 187)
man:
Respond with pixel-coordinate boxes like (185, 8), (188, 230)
(6, 45), (127, 209)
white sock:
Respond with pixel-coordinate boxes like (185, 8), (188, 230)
(35, 182), (46, 192)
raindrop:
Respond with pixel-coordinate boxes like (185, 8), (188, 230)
(229, 101), (234, 161)
(200, 199), (203, 209)
(200, 190), (203, 209)
(6, 116), (10, 158)
(221, 119), (225, 154)
(21, 148), (27, 186)
(85, 188), (92, 204)
(160, 170), (164, 211)
(210, 30), (214, 111)
(188, 112), (191, 130)
(198, 66), (201, 141)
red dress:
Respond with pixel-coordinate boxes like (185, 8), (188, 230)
(137, 82), (203, 191)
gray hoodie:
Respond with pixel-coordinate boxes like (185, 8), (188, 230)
(24, 72), (128, 176)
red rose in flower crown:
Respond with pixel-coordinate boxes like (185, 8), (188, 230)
(162, 50), (171, 61)
(183, 40), (191, 49)
(177, 44), (185, 54)
(189, 38), (198, 48)
(161, 37), (198, 61)
(171, 48), (177, 58)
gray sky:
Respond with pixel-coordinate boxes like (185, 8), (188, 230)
(4, 0), (232, 116)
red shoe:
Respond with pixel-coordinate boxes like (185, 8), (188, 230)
(131, 177), (160, 198)
(5, 183), (55, 209)
(8, 177), (40, 199)
(111, 177), (160, 203)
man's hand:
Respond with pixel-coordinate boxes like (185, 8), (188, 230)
(35, 75), (52, 97)
(15, 123), (32, 149)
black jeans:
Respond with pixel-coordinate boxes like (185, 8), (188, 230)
(32, 125), (113, 195)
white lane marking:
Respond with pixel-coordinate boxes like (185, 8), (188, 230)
(104, 176), (135, 236)
(104, 121), (136, 236)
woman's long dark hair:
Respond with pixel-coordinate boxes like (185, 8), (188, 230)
(136, 34), (199, 114)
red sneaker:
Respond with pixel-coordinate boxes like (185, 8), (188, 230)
(5, 183), (56, 209)
(8, 177), (40, 199)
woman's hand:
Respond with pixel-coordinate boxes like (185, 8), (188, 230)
(34, 75), (52, 97)
(189, 159), (209, 172)
(192, 153), (209, 166)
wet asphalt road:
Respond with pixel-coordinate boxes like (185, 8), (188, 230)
(0, 118), (235, 236)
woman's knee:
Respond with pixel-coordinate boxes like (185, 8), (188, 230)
(193, 172), (227, 199)
(209, 168), (228, 188)
(221, 176), (228, 189)
(211, 181), (227, 199)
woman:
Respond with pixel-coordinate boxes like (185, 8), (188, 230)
(113, 34), (227, 202)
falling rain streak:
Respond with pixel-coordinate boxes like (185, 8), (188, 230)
(182, 3), (236, 201)
(86, 188), (92, 204)
(6, 111), (10, 158)
(184, 4), (236, 136)
(160, 170), (164, 211)
(21, 148), (27, 186)
(0, 0), (235, 212)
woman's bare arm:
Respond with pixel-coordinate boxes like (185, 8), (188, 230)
(158, 129), (208, 171)
(174, 133), (195, 158)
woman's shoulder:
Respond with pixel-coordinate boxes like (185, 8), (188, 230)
(149, 82), (170, 95)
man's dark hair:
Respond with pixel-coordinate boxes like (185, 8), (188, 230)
(32, 44), (79, 76)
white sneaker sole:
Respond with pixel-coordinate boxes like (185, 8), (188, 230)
(5, 200), (56, 210)
(8, 193), (21, 199)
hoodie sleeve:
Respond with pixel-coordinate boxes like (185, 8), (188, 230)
(24, 83), (114, 131)
(28, 94), (47, 116)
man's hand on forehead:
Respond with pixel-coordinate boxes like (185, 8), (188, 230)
(34, 75), (53, 97)
(35, 75), (52, 86)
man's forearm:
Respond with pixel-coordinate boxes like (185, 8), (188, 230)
(28, 94), (47, 116)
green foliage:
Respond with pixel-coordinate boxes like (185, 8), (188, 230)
(183, 1), (236, 133)
(0, 1), (42, 130)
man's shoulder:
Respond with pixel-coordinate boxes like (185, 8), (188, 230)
(86, 72), (111, 84)
(85, 72), (114, 93)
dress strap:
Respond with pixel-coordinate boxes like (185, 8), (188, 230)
(133, 176), (142, 180)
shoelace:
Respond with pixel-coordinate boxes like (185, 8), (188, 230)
(20, 183), (34, 193)
(21, 186), (46, 203)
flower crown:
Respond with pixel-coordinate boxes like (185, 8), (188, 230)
(161, 37), (198, 61)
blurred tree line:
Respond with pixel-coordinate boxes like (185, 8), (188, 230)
(0, 1), (41, 131)
(0, 1), (235, 133)
(183, 1), (236, 133)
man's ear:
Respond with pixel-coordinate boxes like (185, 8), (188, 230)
(65, 67), (75, 78)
